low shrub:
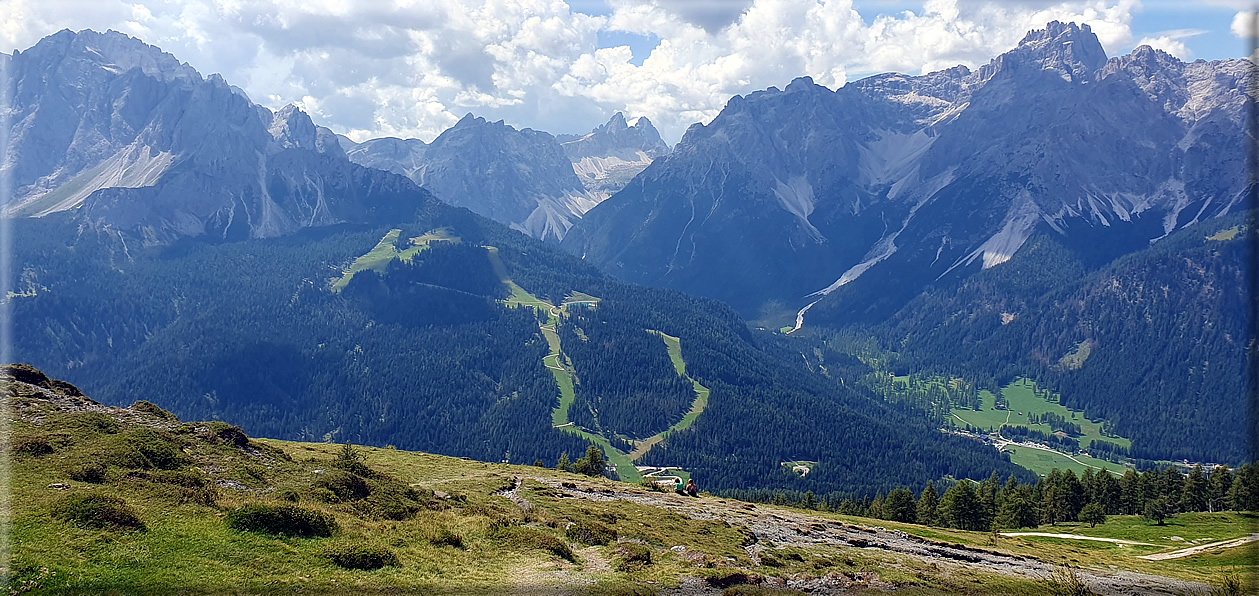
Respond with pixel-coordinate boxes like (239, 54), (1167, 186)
(51, 494), (145, 531)
(565, 519), (616, 546)
(613, 543), (652, 571)
(205, 421), (250, 447)
(68, 463), (108, 483)
(312, 470), (371, 502)
(499, 527), (574, 562)
(130, 401), (178, 421)
(722, 587), (806, 596)
(703, 569), (761, 589)
(322, 543), (399, 570)
(14, 434), (54, 456)
(65, 411), (120, 434)
(427, 527), (464, 548)
(225, 504), (337, 538)
(112, 429), (186, 470)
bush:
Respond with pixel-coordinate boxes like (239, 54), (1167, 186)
(498, 527), (575, 562)
(113, 429), (186, 470)
(225, 504), (337, 538)
(205, 422), (250, 447)
(66, 412), (120, 434)
(312, 470), (371, 502)
(130, 401), (177, 421)
(428, 527), (464, 548)
(13, 434), (53, 456)
(51, 494), (145, 531)
(565, 519), (616, 546)
(722, 587), (806, 596)
(703, 569), (761, 588)
(68, 463), (108, 483)
(322, 543), (398, 570)
(614, 543), (652, 571)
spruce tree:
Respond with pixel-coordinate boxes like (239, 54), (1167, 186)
(884, 487), (917, 523)
(1208, 466), (1233, 513)
(918, 481), (939, 527)
(1079, 502), (1106, 527)
(557, 451), (572, 473)
(1180, 464), (1208, 512)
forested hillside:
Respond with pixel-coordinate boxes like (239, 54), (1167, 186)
(805, 213), (1250, 464)
(9, 195), (1028, 497)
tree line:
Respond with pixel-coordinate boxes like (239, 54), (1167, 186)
(724, 462), (1259, 531)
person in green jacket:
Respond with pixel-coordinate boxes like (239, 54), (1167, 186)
(675, 478), (685, 494)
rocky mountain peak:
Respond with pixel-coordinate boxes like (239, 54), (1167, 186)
(24, 28), (199, 84)
(605, 112), (629, 131)
(269, 104), (318, 152)
(975, 21), (1107, 84)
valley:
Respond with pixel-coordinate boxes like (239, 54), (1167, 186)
(7, 365), (1250, 595)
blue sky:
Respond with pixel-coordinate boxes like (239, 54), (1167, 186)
(2, 0), (1252, 142)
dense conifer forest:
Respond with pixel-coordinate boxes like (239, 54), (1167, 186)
(8, 199), (1029, 497)
(802, 213), (1250, 465)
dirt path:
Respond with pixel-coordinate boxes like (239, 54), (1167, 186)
(999, 532), (1157, 546)
(1139, 534), (1259, 561)
(531, 477), (1210, 596)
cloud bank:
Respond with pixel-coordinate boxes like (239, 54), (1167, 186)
(2, 0), (1150, 143)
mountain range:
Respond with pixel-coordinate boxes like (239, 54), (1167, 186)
(2, 28), (1030, 498)
(561, 22), (1251, 327)
(1, 29), (423, 245)
(2, 23), (1251, 490)
(342, 112), (668, 242)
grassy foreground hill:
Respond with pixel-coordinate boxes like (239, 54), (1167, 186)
(6, 365), (1249, 595)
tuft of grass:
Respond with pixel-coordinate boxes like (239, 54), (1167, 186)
(130, 400), (178, 421)
(13, 433), (54, 456)
(68, 462), (108, 483)
(1209, 569), (1244, 596)
(1038, 565), (1097, 596)
(703, 568), (761, 588)
(566, 519), (617, 546)
(321, 542), (399, 570)
(723, 586), (807, 596)
(613, 542), (652, 571)
(312, 469), (372, 502)
(51, 494), (145, 531)
(497, 526), (575, 562)
(427, 527), (465, 549)
(225, 503), (337, 538)
(111, 428), (187, 470)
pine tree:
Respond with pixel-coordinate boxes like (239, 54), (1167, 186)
(995, 485), (1038, 530)
(1180, 464), (1208, 512)
(1208, 466), (1233, 513)
(1079, 502), (1106, 527)
(557, 451), (572, 473)
(884, 487), (917, 523)
(1143, 496), (1169, 525)
(940, 480), (984, 531)
(918, 481), (939, 527)
(574, 445), (606, 477)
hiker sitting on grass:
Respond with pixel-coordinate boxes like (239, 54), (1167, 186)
(685, 479), (698, 497)
(675, 478), (685, 494)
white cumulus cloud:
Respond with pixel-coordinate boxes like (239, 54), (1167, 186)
(1232, 10), (1256, 39)
(1, 0), (1152, 143)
